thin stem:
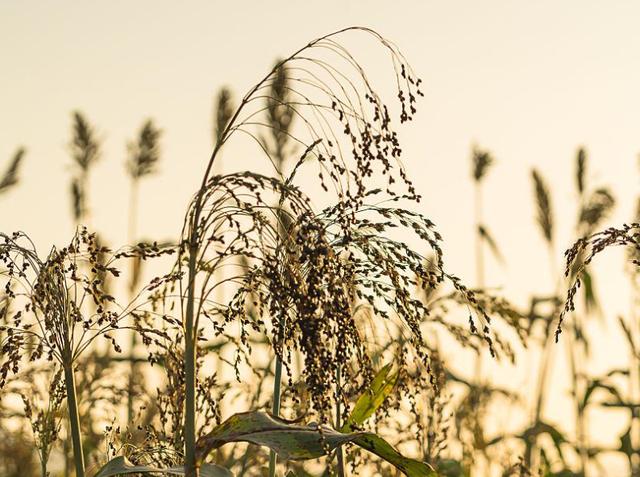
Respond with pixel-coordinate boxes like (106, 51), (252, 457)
(63, 362), (85, 477)
(528, 242), (559, 471)
(268, 331), (284, 477)
(630, 282), (640, 476)
(40, 455), (48, 477)
(335, 364), (346, 477)
(474, 182), (484, 290)
(472, 181), (486, 475)
(567, 327), (588, 477)
(126, 177), (139, 424)
(185, 242), (199, 477)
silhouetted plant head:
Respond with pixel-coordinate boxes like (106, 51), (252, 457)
(578, 188), (615, 233)
(0, 228), (173, 386)
(127, 119), (162, 179)
(214, 87), (234, 148)
(576, 147), (586, 195)
(531, 169), (554, 245)
(572, 147), (616, 234)
(471, 147), (493, 183)
(69, 111), (101, 221)
(0, 147), (25, 195)
(198, 27), (423, 204)
(263, 59), (294, 172)
(70, 111), (100, 173)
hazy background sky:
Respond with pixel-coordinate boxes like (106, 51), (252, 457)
(2, 1), (640, 471)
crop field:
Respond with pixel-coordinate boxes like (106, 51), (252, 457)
(2, 3), (640, 476)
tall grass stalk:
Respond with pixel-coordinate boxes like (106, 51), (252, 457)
(62, 363), (85, 477)
(335, 364), (346, 477)
(527, 168), (556, 471)
(125, 119), (161, 424)
(268, 314), (286, 477)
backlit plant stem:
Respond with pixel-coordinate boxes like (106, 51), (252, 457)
(268, 322), (285, 477)
(336, 364), (346, 477)
(126, 176), (139, 424)
(63, 362), (85, 477)
(185, 241), (199, 477)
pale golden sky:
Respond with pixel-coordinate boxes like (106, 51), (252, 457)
(2, 2), (640, 472)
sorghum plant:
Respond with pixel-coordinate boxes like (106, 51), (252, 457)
(0, 228), (172, 476)
(162, 26), (495, 476)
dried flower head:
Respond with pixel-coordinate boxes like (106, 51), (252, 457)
(127, 119), (162, 179)
(0, 147), (25, 195)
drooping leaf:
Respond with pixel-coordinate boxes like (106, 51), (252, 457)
(352, 432), (438, 476)
(581, 377), (624, 411)
(341, 363), (397, 432)
(93, 456), (233, 477)
(196, 411), (436, 477)
(478, 225), (504, 265)
(580, 268), (599, 315)
(196, 411), (357, 461)
(518, 421), (568, 464)
(0, 147), (25, 194)
(618, 316), (638, 358)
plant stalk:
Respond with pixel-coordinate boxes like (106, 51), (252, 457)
(40, 456), (48, 477)
(126, 177), (139, 424)
(268, 328), (285, 477)
(527, 243), (559, 471)
(63, 362), (85, 477)
(336, 364), (346, 477)
(185, 241), (199, 477)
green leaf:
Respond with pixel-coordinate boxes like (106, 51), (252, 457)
(352, 433), (438, 476)
(0, 147), (25, 194)
(196, 411), (437, 477)
(197, 412), (357, 461)
(341, 363), (397, 432)
(581, 269), (600, 315)
(478, 225), (504, 265)
(519, 421), (568, 464)
(435, 459), (467, 477)
(93, 456), (233, 477)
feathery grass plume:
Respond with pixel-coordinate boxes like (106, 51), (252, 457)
(471, 147), (493, 183)
(576, 147), (586, 195)
(578, 188), (615, 231)
(262, 59), (294, 174)
(164, 26), (495, 477)
(214, 87), (234, 147)
(69, 111), (101, 222)
(0, 147), (25, 195)
(478, 224), (504, 265)
(531, 169), (554, 244)
(70, 111), (100, 172)
(127, 119), (162, 179)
